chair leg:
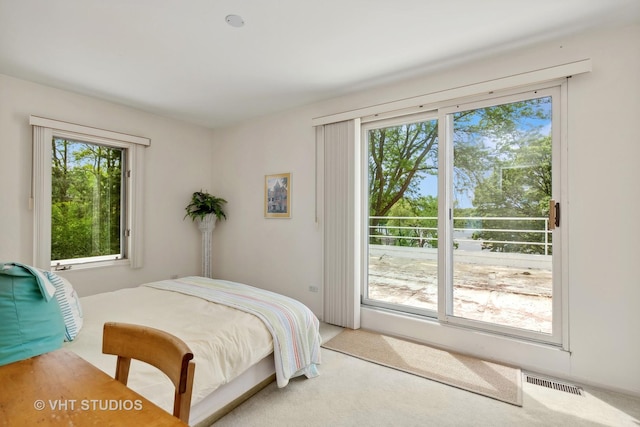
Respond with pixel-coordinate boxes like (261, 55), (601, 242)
(114, 356), (132, 386)
(174, 361), (195, 423)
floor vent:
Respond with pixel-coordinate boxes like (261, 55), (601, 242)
(525, 374), (583, 396)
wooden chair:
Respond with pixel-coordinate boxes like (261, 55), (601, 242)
(102, 322), (196, 424)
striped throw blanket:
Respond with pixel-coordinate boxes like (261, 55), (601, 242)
(144, 276), (321, 387)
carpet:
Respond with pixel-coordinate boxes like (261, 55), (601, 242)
(322, 329), (522, 406)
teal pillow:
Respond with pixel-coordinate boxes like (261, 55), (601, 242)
(0, 263), (65, 366)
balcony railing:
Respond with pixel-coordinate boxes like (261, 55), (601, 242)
(367, 215), (553, 333)
(369, 216), (552, 255)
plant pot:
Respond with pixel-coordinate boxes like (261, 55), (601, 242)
(197, 214), (217, 233)
(196, 214), (217, 278)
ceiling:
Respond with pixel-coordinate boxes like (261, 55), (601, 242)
(1, 0), (638, 129)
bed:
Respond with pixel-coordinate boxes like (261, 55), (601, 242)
(63, 276), (322, 426)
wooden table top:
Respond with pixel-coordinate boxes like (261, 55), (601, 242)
(0, 348), (187, 426)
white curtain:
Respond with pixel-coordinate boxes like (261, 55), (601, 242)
(317, 119), (361, 329)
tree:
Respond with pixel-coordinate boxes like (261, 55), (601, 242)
(376, 197), (438, 248)
(368, 96), (553, 253)
(51, 139), (123, 261)
(368, 120), (438, 220)
(471, 135), (552, 254)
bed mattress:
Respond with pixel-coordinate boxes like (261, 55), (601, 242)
(65, 284), (274, 415)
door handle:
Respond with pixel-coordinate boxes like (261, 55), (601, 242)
(548, 200), (559, 230)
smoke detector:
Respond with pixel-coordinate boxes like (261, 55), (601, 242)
(225, 14), (244, 28)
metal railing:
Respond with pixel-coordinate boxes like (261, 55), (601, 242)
(369, 216), (552, 255)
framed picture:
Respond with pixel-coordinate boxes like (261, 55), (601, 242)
(264, 173), (291, 218)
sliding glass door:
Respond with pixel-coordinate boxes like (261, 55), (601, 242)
(363, 85), (563, 344)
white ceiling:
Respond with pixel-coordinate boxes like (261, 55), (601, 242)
(1, 0), (638, 129)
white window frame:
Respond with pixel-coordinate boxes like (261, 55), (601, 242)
(30, 116), (148, 271)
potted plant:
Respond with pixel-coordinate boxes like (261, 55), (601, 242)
(185, 191), (227, 279)
(184, 190), (227, 222)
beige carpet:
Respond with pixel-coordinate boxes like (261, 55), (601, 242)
(322, 329), (522, 406)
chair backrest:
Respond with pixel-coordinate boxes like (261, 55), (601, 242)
(102, 322), (195, 424)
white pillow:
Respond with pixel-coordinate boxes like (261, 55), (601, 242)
(45, 271), (84, 341)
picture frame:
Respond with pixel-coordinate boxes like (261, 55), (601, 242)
(264, 173), (291, 218)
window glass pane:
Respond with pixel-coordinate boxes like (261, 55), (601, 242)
(451, 96), (553, 334)
(366, 118), (439, 313)
(51, 138), (124, 262)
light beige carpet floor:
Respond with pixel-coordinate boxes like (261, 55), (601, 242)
(322, 328), (522, 406)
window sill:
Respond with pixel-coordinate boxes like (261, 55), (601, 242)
(51, 258), (130, 272)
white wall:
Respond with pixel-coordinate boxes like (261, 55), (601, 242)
(211, 23), (640, 395)
(210, 109), (323, 314)
(0, 74), (215, 295)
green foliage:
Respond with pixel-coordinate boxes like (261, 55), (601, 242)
(370, 197), (439, 248)
(184, 191), (227, 221)
(471, 135), (552, 254)
(51, 139), (123, 261)
(368, 96), (553, 255)
(368, 120), (438, 219)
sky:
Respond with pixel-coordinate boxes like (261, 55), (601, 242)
(413, 96), (552, 210)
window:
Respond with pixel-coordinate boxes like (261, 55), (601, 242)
(362, 83), (565, 345)
(51, 138), (124, 264)
(31, 117), (149, 271)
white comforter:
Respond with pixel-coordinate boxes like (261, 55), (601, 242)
(65, 284), (273, 414)
(145, 277), (321, 387)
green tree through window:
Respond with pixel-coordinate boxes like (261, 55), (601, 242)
(51, 138), (124, 261)
(367, 96), (552, 255)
